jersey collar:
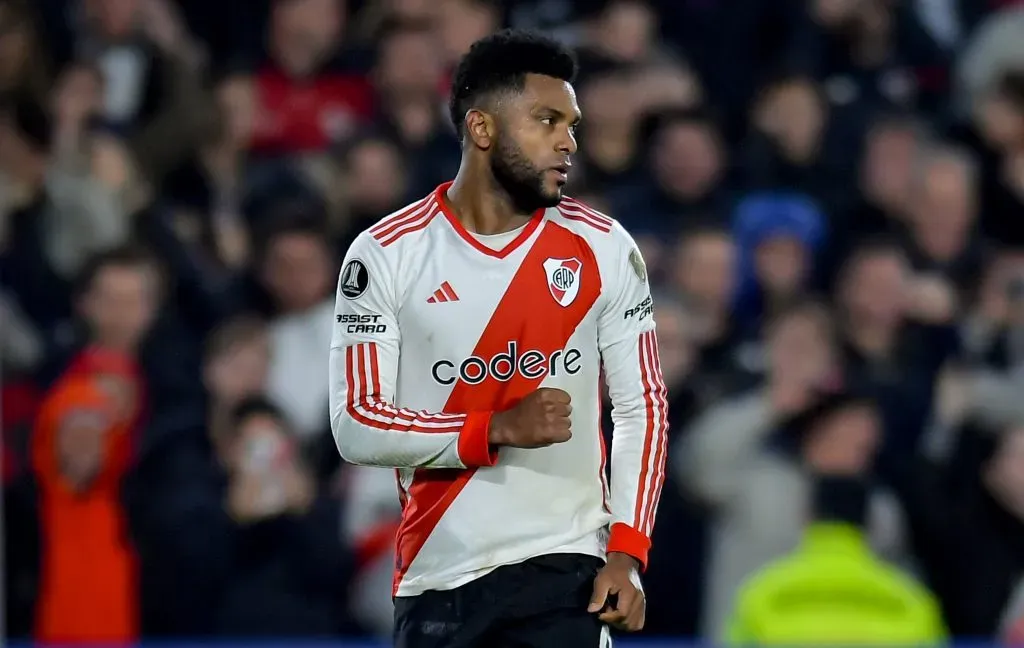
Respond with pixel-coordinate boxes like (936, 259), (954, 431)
(435, 181), (545, 259)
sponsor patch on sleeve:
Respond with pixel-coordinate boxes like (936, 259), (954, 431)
(629, 248), (647, 282)
(340, 259), (369, 299)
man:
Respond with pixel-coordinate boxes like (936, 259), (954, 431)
(214, 397), (350, 636)
(259, 217), (337, 441)
(31, 245), (160, 643)
(329, 29), (669, 647)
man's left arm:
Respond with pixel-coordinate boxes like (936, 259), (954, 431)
(598, 239), (669, 569)
(588, 236), (668, 631)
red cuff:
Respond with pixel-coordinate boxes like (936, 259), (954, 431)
(458, 411), (498, 467)
(607, 523), (651, 571)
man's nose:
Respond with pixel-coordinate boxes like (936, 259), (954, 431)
(557, 128), (577, 155)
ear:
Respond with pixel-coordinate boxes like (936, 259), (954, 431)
(465, 109), (496, 150)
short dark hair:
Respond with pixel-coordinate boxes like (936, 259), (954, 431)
(230, 395), (287, 431)
(339, 132), (404, 173)
(204, 314), (267, 364)
(765, 297), (837, 347)
(839, 235), (907, 279)
(374, 17), (434, 59)
(253, 207), (331, 265)
(74, 244), (160, 298)
(780, 390), (876, 444)
(640, 105), (720, 149)
(448, 29), (578, 138)
(676, 222), (732, 248)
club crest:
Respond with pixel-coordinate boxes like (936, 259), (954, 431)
(543, 257), (582, 307)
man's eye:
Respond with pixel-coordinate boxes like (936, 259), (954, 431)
(540, 117), (554, 125)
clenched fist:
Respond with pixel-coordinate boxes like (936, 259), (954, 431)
(488, 388), (572, 448)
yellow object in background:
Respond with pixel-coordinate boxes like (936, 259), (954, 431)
(725, 523), (947, 646)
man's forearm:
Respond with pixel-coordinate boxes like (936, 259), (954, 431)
(331, 343), (497, 469)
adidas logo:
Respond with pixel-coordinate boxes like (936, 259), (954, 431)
(426, 281), (459, 303)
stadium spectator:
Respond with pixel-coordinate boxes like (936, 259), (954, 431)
(905, 142), (985, 296)
(664, 226), (745, 409)
(730, 193), (826, 336)
(257, 216), (337, 442)
(612, 107), (731, 237)
(0, 0), (50, 103)
(741, 73), (850, 215)
(371, 19), (459, 192)
(678, 301), (909, 638)
(248, 0), (373, 155)
(573, 64), (645, 190)
(211, 397), (353, 635)
(725, 473), (945, 645)
(30, 245), (160, 643)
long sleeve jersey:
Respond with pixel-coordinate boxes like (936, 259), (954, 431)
(329, 182), (669, 597)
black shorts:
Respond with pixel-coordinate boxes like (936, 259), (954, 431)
(393, 553), (611, 648)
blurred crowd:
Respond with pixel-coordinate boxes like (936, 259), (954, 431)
(4, 0), (1024, 643)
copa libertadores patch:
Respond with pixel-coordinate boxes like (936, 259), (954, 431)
(340, 259), (369, 299)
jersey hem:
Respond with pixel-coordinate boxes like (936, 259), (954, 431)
(394, 531), (606, 597)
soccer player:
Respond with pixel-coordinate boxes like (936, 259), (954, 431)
(329, 29), (669, 647)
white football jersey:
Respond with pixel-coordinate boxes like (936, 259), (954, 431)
(329, 182), (669, 597)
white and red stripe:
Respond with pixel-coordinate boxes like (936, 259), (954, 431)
(369, 196), (429, 236)
(641, 330), (669, 536)
(557, 197), (613, 233)
(632, 330), (669, 536)
(371, 198), (439, 247)
(345, 342), (465, 433)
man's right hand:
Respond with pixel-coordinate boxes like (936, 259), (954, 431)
(488, 388), (572, 448)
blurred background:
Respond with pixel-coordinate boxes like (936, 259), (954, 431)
(4, 0), (1024, 644)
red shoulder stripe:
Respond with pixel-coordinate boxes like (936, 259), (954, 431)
(377, 201), (440, 247)
(557, 204), (613, 233)
(560, 197), (614, 226)
(370, 196), (431, 237)
(557, 197), (614, 232)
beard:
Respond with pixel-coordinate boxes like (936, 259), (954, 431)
(490, 132), (561, 213)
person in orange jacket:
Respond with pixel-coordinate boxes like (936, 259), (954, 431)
(31, 245), (160, 644)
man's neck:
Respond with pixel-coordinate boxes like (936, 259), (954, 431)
(446, 166), (534, 235)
